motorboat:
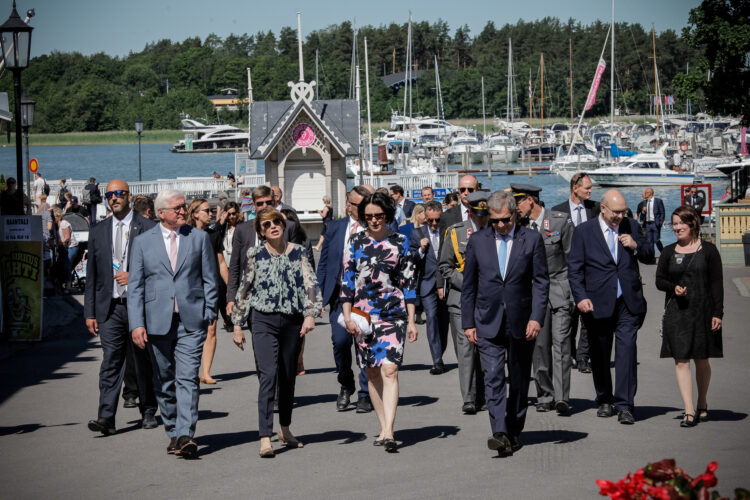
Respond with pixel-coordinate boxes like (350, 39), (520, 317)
(447, 134), (485, 164)
(485, 134), (521, 163)
(550, 144), (600, 181)
(586, 148), (700, 186)
(170, 118), (248, 152)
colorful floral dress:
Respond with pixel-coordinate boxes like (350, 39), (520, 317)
(340, 231), (417, 367)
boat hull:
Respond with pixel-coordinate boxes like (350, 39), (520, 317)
(588, 172), (699, 186)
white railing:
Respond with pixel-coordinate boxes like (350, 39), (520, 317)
(48, 175), (267, 202)
(369, 172), (459, 196)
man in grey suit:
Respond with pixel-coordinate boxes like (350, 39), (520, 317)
(438, 192), (488, 415)
(513, 183), (575, 415)
(129, 189), (218, 458)
(85, 179), (158, 435)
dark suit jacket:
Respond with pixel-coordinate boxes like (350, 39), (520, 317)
(316, 217), (349, 307)
(636, 197), (665, 227)
(84, 212), (155, 323)
(409, 225), (441, 296)
(552, 198), (600, 223)
(226, 219), (299, 303)
(402, 199), (416, 219)
(567, 217), (653, 319)
(461, 226), (549, 339)
(684, 194), (705, 214)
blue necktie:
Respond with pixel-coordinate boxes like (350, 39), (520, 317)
(498, 235), (507, 279)
(607, 228), (622, 298)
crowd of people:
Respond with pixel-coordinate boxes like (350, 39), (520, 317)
(8, 170), (721, 459)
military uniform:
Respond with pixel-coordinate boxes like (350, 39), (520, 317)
(438, 192), (486, 413)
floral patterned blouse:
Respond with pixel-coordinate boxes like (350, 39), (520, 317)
(340, 231), (418, 321)
(231, 243), (322, 325)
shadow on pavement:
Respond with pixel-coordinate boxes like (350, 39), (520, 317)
(197, 430), (260, 455)
(399, 395), (439, 407)
(396, 425), (460, 448)
(668, 409), (747, 422)
(197, 410), (230, 421)
(294, 393), (338, 408)
(214, 370), (256, 382)
(0, 422), (78, 436)
(521, 429), (588, 446)
(297, 429), (368, 445)
(634, 405), (681, 421)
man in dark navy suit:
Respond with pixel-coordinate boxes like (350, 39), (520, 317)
(637, 187), (665, 256)
(84, 179), (158, 435)
(317, 186), (371, 413)
(410, 200), (449, 374)
(462, 190), (549, 454)
(390, 184), (415, 219)
(568, 189), (653, 425)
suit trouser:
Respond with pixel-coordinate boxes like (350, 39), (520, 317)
(148, 314), (206, 438)
(122, 339), (140, 401)
(582, 298), (642, 413)
(571, 308), (590, 362)
(97, 301), (157, 422)
(329, 301), (369, 398)
(422, 291), (449, 364)
(477, 318), (534, 436)
(645, 222), (663, 253)
(86, 204), (97, 226)
(251, 310), (303, 437)
(533, 300), (573, 404)
(448, 310), (484, 404)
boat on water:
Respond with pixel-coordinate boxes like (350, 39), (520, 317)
(586, 148), (701, 186)
(170, 118), (249, 153)
(447, 134), (485, 164)
(485, 134), (521, 163)
(550, 143), (600, 181)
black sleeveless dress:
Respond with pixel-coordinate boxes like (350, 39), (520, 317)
(655, 242), (723, 359)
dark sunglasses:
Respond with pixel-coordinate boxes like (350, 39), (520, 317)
(364, 213), (386, 222)
(458, 187), (475, 193)
(490, 217), (513, 224)
(254, 199), (271, 208)
(226, 211), (238, 216)
(426, 217), (440, 223)
(261, 218), (284, 229)
(105, 190), (129, 199)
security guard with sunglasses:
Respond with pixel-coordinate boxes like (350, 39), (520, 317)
(438, 190), (488, 415)
(511, 183), (575, 416)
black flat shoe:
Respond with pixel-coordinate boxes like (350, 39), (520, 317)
(373, 438), (385, 447)
(88, 418), (116, 436)
(487, 432), (512, 454)
(383, 438), (398, 453)
(617, 410), (635, 425)
(597, 403), (614, 418)
(462, 402), (477, 415)
(697, 406), (708, 422)
(680, 413), (698, 428)
(336, 388), (352, 411)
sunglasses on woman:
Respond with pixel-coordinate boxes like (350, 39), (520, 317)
(364, 213), (386, 222)
(261, 218), (284, 230)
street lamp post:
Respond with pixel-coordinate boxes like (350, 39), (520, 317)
(135, 117), (143, 182)
(20, 91), (34, 200)
(0, 1), (33, 213)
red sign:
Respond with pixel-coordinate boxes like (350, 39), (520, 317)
(292, 123), (315, 147)
(28, 158), (38, 173)
(585, 58), (607, 111)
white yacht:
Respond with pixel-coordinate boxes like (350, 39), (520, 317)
(550, 144), (600, 181)
(586, 149), (700, 186)
(485, 134), (521, 163)
(447, 134), (485, 164)
(170, 118), (249, 152)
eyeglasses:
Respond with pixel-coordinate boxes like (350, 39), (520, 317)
(426, 217), (440, 223)
(199, 208), (211, 213)
(105, 190), (129, 199)
(254, 199), (272, 208)
(261, 218), (284, 229)
(163, 204), (187, 213)
(490, 217), (513, 224)
(364, 213), (386, 222)
(603, 205), (628, 216)
(458, 187), (475, 194)
(347, 199), (360, 207)
(226, 211), (238, 217)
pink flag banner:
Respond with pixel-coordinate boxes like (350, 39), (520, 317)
(584, 58), (607, 111)
(741, 126), (748, 156)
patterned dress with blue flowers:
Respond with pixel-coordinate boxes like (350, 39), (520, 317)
(340, 231), (417, 367)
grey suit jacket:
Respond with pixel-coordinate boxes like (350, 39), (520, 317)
(438, 220), (475, 312)
(531, 209), (574, 309)
(128, 224), (218, 335)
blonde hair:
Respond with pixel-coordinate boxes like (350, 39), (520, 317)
(323, 195), (331, 205)
(408, 203), (426, 224)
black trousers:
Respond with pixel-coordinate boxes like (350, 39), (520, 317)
(251, 310), (303, 437)
(122, 340), (139, 401)
(97, 301), (157, 422)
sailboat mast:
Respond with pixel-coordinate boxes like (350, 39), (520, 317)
(529, 69), (533, 141)
(610, 0), (615, 130)
(507, 39), (512, 122)
(569, 39), (573, 125)
(481, 76), (486, 138)
(541, 54), (544, 143)
(315, 49), (319, 100)
(652, 24), (659, 134)
(365, 37), (374, 183)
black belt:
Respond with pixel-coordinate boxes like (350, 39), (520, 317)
(112, 297), (127, 305)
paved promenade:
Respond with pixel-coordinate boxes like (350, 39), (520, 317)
(1, 263), (749, 499)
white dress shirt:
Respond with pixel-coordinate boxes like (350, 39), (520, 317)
(569, 199), (588, 226)
(461, 203), (470, 222)
(160, 223), (180, 259)
(111, 210), (134, 298)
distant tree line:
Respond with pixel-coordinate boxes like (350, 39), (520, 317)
(1, 1), (746, 133)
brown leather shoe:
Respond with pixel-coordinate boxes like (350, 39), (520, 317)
(167, 437), (178, 454)
(176, 435), (198, 458)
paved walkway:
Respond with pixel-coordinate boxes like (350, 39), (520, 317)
(2, 264), (749, 499)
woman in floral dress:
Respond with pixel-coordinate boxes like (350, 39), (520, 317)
(341, 191), (418, 453)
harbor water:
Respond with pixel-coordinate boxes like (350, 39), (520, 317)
(1, 144), (730, 247)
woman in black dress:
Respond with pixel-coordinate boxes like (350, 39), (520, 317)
(655, 206), (723, 427)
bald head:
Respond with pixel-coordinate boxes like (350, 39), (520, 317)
(458, 175), (479, 206)
(600, 189), (628, 228)
(361, 184), (375, 194)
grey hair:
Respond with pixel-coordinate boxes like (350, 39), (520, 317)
(155, 189), (185, 211)
(488, 190), (516, 213)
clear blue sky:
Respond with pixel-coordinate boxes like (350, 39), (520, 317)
(16, 0), (700, 58)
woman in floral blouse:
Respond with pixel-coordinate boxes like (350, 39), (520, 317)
(341, 191), (418, 453)
(232, 207), (322, 458)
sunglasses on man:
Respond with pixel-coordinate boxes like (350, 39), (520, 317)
(490, 216), (513, 224)
(105, 190), (129, 199)
(458, 187), (475, 194)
